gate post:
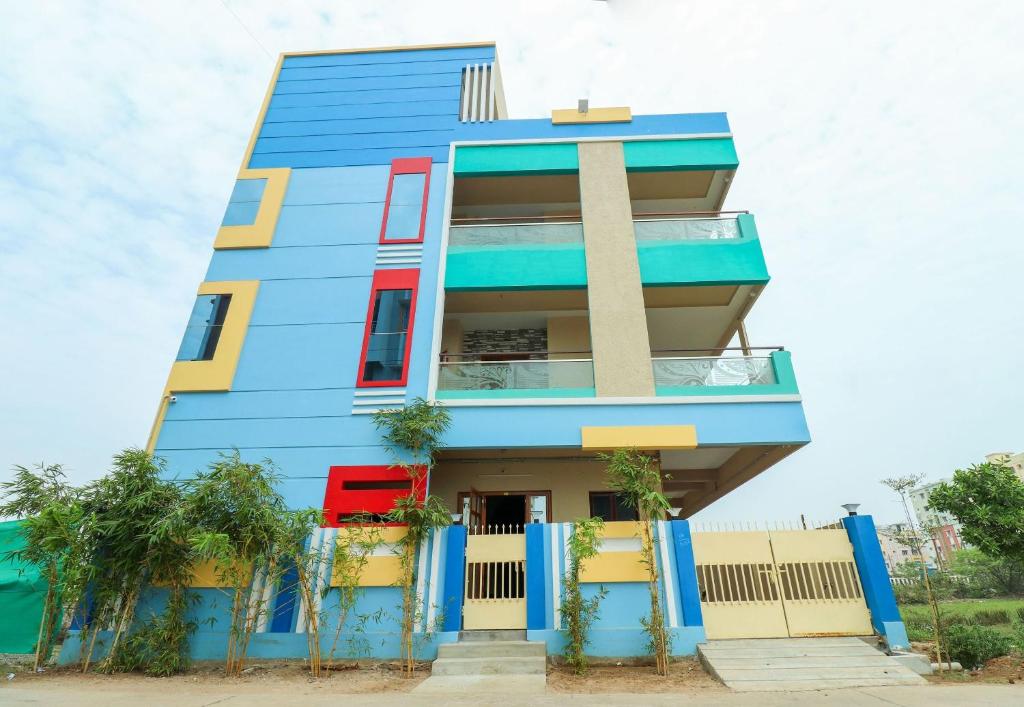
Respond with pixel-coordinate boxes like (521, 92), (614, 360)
(525, 523), (546, 630)
(670, 520), (703, 628)
(842, 514), (909, 650)
(441, 524), (467, 632)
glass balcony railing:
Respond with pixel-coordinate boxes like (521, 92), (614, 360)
(438, 357), (595, 392)
(633, 213), (743, 242)
(652, 352), (778, 388)
(448, 218), (583, 247)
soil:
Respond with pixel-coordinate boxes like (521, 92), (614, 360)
(547, 658), (724, 693)
(925, 654), (1024, 685)
(9, 659), (430, 693)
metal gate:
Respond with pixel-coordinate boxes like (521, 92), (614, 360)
(463, 531), (526, 630)
(692, 528), (873, 639)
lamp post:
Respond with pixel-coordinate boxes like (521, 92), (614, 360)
(841, 503), (860, 517)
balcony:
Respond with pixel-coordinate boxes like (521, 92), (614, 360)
(437, 353), (596, 399)
(449, 217), (583, 247)
(633, 211), (769, 287)
(652, 348), (797, 397)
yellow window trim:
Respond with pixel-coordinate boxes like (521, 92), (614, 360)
(552, 106), (632, 125)
(213, 168), (291, 249)
(581, 424), (697, 450)
(166, 280), (259, 393)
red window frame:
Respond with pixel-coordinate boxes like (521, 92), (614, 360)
(323, 465), (427, 527)
(379, 157), (432, 244)
(356, 268), (419, 388)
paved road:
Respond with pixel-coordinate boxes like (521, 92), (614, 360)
(3, 683), (1023, 706)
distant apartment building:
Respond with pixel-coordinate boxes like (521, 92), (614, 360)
(986, 451), (1024, 481)
(876, 522), (937, 573)
(909, 481), (964, 566)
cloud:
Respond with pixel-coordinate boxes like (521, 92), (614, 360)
(1, 0), (1022, 522)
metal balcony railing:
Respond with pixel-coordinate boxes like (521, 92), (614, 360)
(449, 215), (583, 247)
(632, 211), (747, 242)
(437, 351), (594, 391)
(651, 347), (781, 387)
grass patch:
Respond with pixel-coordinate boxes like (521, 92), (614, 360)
(901, 599), (1024, 640)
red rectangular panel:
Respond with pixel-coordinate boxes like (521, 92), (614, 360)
(323, 465), (427, 527)
(355, 268), (419, 388)
(379, 157), (432, 244)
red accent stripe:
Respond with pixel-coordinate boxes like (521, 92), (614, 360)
(355, 268), (419, 388)
(322, 465), (427, 528)
(379, 157), (432, 245)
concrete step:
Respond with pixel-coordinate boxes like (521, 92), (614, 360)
(437, 640), (546, 659)
(431, 655), (547, 677)
(413, 674), (546, 695)
(698, 638), (927, 692)
(458, 629), (527, 642)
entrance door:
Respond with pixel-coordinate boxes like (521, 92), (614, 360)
(692, 528), (873, 639)
(458, 490), (551, 534)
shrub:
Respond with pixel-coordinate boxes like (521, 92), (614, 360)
(944, 624), (1013, 669)
(903, 614), (934, 642)
(972, 609), (1011, 626)
(1016, 606), (1024, 624)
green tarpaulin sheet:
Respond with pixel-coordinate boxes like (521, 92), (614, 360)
(0, 519), (48, 654)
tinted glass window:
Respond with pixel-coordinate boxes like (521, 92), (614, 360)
(221, 178), (267, 227)
(176, 294), (232, 361)
(589, 493), (613, 521)
(384, 173), (426, 240)
(362, 289), (412, 381)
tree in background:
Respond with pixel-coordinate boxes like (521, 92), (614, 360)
(946, 549), (1024, 597)
(881, 473), (946, 667)
(928, 461), (1024, 565)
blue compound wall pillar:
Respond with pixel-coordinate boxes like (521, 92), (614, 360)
(843, 514), (909, 650)
(442, 524), (467, 632)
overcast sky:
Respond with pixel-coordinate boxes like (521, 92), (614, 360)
(2, 1), (1022, 525)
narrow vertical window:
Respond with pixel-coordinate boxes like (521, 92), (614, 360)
(357, 269), (419, 387)
(380, 157), (431, 244)
(176, 294), (232, 361)
(221, 178), (267, 227)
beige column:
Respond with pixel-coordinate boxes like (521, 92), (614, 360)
(577, 141), (656, 397)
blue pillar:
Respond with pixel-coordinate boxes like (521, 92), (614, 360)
(670, 519), (703, 627)
(442, 524), (467, 632)
(525, 523), (546, 630)
(843, 514), (909, 650)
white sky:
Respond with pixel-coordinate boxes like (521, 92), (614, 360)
(2, 1), (1022, 525)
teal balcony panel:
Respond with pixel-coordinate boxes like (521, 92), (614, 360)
(624, 138), (738, 172)
(637, 214), (769, 286)
(453, 143), (579, 177)
(445, 244), (587, 291)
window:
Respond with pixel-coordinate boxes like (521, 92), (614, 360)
(589, 491), (639, 522)
(221, 178), (267, 227)
(380, 158), (431, 243)
(323, 465), (425, 527)
(357, 269), (419, 387)
(176, 294), (232, 361)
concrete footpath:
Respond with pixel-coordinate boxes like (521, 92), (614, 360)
(2, 683), (1022, 706)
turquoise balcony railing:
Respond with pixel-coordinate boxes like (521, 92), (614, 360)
(437, 354), (595, 399)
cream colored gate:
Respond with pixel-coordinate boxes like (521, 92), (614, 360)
(692, 528), (872, 639)
(463, 532), (526, 630)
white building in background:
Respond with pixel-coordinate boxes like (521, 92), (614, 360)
(877, 522), (937, 572)
(986, 451), (1024, 481)
(909, 481), (965, 567)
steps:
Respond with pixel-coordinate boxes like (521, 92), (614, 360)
(413, 634), (547, 695)
(698, 637), (927, 692)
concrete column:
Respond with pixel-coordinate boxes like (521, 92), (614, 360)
(577, 141), (656, 397)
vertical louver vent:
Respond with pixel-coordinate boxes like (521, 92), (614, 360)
(460, 62), (505, 122)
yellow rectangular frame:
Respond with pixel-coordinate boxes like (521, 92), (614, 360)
(581, 424), (698, 450)
(552, 106), (632, 124)
(213, 167), (291, 249)
(580, 521), (648, 583)
(166, 280), (260, 393)
(331, 527), (409, 587)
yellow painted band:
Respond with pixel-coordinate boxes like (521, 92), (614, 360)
(552, 106), (632, 125)
(580, 424), (697, 450)
(580, 552), (648, 583)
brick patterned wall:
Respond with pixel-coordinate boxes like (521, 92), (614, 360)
(463, 328), (547, 354)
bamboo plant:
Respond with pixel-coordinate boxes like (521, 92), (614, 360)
(602, 449), (672, 675)
(561, 517), (606, 675)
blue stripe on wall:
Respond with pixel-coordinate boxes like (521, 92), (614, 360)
(279, 57), (478, 82)
(526, 523), (546, 630)
(270, 563), (300, 632)
(273, 73), (461, 95)
(265, 100), (461, 124)
(281, 46), (494, 69)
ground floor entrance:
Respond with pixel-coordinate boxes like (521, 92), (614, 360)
(462, 529), (527, 630)
(691, 528), (873, 639)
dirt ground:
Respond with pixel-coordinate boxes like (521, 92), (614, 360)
(6, 657), (724, 695)
(925, 654), (1024, 685)
(548, 658), (724, 693)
